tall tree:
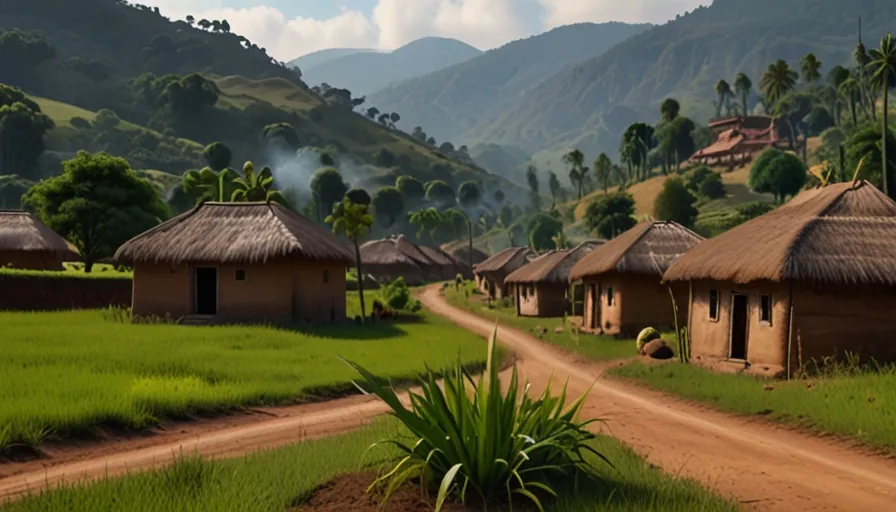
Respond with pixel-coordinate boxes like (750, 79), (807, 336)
(827, 65), (851, 124)
(715, 80), (733, 117)
(760, 59), (799, 107)
(856, 26), (876, 122)
(262, 123), (301, 152)
(202, 142), (232, 171)
(734, 73), (753, 118)
(525, 165), (541, 211)
(424, 180), (455, 207)
(457, 181), (482, 272)
(868, 33), (896, 196)
(22, 151), (168, 272)
(748, 148), (807, 203)
(365, 107), (379, 120)
(326, 198), (374, 322)
(371, 186), (404, 227)
(0, 85), (54, 178)
(660, 98), (680, 123)
(547, 170), (561, 208)
(408, 207), (443, 243)
(839, 77), (861, 125)
(396, 175), (425, 208)
(799, 53), (822, 84)
(563, 149), (588, 199)
(593, 153), (612, 194)
(653, 177), (698, 227)
(583, 193), (635, 239)
(310, 167), (348, 222)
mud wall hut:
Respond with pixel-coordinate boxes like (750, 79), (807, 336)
(506, 242), (602, 317)
(114, 202), (353, 324)
(569, 221), (703, 336)
(473, 246), (534, 299)
(0, 210), (77, 270)
(664, 181), (896, 377)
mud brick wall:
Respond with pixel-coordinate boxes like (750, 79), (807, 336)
(0, 275), (132, 311)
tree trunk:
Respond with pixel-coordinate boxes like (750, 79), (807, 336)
(883, 86), (890, 197)
(467, 218), (474, 274)
(742, 93), (748, 118)
(850, 95), (858, 125)
(354, 239), (366, 323)
(84, 255), (94, 273)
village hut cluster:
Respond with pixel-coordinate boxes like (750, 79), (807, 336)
(505, 241), (602, 317)
(359, 234), (468, 285)
(473, 247), (535, 299)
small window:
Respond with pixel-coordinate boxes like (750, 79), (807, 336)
(759, 294), (772, 324)
(323, 269), (329, 284)
(606, 287), (614, 306)
(708, 290), (719, 321)
(235, 269), (246, 282)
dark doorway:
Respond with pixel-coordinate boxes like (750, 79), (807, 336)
(515, 285), (521, 315)
(590, 285), (599, 329)
(730, 293), (748, 360)
(194, 267), (218, 315)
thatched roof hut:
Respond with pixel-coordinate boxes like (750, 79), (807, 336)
(360, 235), (445, 285)
(506, 241), (602, 317)
(569, 221), (703, 336)
(115, 202), (353, 324)
(416, 244), (465, 280)
(0, 210), (77, 270)
(448, 245), (489, 266)
(663, 181), (896, 375)
(473, 246), (535, 299)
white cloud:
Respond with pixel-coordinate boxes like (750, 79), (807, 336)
(538, 0), (705, 28)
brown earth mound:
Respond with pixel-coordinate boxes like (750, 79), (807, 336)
(642, 339), (674, 360)
(297, 472), (471, 512)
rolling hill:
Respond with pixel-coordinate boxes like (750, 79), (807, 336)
(287, 48), (379, 71)
(464, 0), (896, 167)
(300, 37), (483, 96)
(367, 23), (652, 153)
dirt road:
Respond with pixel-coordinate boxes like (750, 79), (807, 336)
(3, 287), (896, 510)
(419, 286), (896, 512)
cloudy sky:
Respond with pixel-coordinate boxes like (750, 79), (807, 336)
(142, 0), (705, 61)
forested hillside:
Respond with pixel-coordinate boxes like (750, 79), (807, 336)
(466, 0), (896, 163)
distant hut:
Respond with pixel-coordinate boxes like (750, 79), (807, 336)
(416, 244), (464, 280)
(664, 181), (896, 377)
(448, 245), (489, 273)
(473, 246), (534, 299)
(114, 202), (353, 324)
(506, 241), (602, 317)
(0, 210), (77, 270)
(569, 221), (703, 336)
(360, 235), (440, 285)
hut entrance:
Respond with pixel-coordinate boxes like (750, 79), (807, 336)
(194, 267), (218, 315)
(729, 293), (748, 360)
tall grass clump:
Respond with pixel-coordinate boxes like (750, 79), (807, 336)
(343, 324), (607, 511)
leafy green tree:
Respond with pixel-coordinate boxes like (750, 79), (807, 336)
(396, 175), (425, 208)
(0, 29), (55, 78)
(698, 172), (726, 200)
(660, 98), (680, 123)
(583, 193), (636, 239)
(0, 84), (55, 178)
(408, 207), (443, 243)
(621, 123), (655, 181)
(326, 198), (374, 322)
(162, 73), (219, 115)
(366, 107), (380, 120)
(231, 161), (288, 205)
(346, 188), (371, 206)
(734, 73), (752, 118)
(92, 109), (121, 132)
(804, 105), (835, 135)
(653, 178), (698, 226)
(525, 165), (541, 211)
(22, 151), (168, 272)
(310, 167), (348, 222)
(845, 124), (896, 192)
(827, 65), (851, 124)
(839, 77), (861, 126)
(867, 32), (896, 197)
(262, 123), (301, 152)
(457, 181), (482, 270)
(526, 213), (562, 251)
(685, 165), (712, 193)
(563, 149), (588, 199)
(657, 116), (697, 172)
(760, 59), (798, 108)
(371, 186), (404, 227)
(0, 174), (34, 209)
(748, 148), (807, 203)
(799, 53), (822, 84)
(593, 153), (612, 194)
(374, 148), (395, 167)
(547, 170), (562, 207)
(424, 180), (455, 207)
(715, 80), (733, 117)
(411, 126), (426, 141)
(203, 142), (232, 171)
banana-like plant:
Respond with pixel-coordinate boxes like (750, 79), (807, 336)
(182, 167), (240, 203)
(231, 161), (287, 205)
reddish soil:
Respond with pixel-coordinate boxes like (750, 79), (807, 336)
(296, 472), (470, 512)
(2, 285), (896, 512)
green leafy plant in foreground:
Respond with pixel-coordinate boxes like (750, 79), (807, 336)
(342, 325), (608, 511)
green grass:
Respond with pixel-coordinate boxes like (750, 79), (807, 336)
(5, 417), (736, 512)
(0, 302), (485, 451)
(441, 285), (662, 361)
(612, 361), (896, 451)
(0, 263), (131, 279)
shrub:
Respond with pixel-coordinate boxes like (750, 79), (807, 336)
(698, 172), (726, 199)
(379, 277), (411, 310)
(653, 177), (698, 226)
(69, 116), (92, 130)
(344, 327), (604, 511)
(373, 147), (395, 167)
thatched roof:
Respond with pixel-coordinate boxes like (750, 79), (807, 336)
(360, 235), (431, 267)
(0, 210), (75, 255)
(664, 181), (896, 286)
(506, 241), (603, 284)
(115, 202), (354, 264)
(473, 246), (534, 274)
(449, 245), (489, 265)
(569, 221), (704, 281)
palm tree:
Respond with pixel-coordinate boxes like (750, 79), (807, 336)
(593, 153), (612, 194)
(800, 53), (822, 84)
(563, 149), (588, 199)
(715, 80), (733, 117)
(183, 167), (239, 203)
(327, 198), (374, 322)
(231, 161), (287, 204)
(856, 33), (877, 121)
(840, 77), (861, 125)
(408, 208), (443, 243)
(760, 59), (799, 107)
(867, 32), (896, 196)
(734, 73), (752, 117)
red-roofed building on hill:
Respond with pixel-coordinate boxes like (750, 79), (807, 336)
(690, 116), (794, 168)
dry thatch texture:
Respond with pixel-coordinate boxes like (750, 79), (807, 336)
(115, 202), (354, 264)
(0, 210), (76, 255)
(473, 246), (534, 274)
(664, 181), (896, 286)
(448, 245), (490, 265)
(361, 235), (432, 267)
(416, 244), (465, 278)
(569, 221), (704, 281)
(506, 241), (603, 284)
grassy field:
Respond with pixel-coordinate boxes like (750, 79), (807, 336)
(0, 263), (131, 279)
(0, 296), (485, 451)
(612, 362), (896, 451)
(5, 417), (736, 512)
(441, 285), (666, 361)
